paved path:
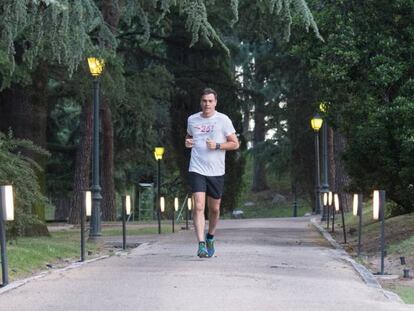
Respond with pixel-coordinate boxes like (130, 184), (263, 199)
(1, 218), (413, 311)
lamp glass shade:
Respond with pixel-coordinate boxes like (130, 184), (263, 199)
(87, 57), (105, 77)
(311, 115), (323, 131)
(160, 196), (165, 212)
(187, 197), (192, 210)
(319, 102), (327, 113)
(353, 194), (359, 216)
(323, 192), (328, 206)
(125, 195), (131, 215)
(334, 193), (340, 211)
(373, 190), (380, 220)
(154, 147), (165, 160)
(85, 191), (92, 217)
(328, 191), (333, 205)
(1, 185), (14, 221)
(174, 197), (179, 212)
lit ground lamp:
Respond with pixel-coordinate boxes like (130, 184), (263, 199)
(173, 197), (179, 233)
(81, 191), (92, 262)
(122, 195), (132, 250)
(0, 185), (14, 286)
(353, 194), (363, 256)
(326, 191), (333, 230)
(334, 193), (347, 243)
(373, 190), (386, 275)
(186, 196), (192, 230)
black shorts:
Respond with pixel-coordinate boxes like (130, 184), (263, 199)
(189, 172), (224, 199)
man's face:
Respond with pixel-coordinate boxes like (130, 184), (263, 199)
(200, 93), (217, 115)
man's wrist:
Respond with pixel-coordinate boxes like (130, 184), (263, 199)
(215, 143), (221, 150)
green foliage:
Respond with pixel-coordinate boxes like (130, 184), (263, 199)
(0, 131), (50, 236)
(0, 0), (116, 89)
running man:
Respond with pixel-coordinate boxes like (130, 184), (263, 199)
(185, 88), (240, 257)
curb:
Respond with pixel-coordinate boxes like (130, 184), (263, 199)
(310, 218), (404, 304)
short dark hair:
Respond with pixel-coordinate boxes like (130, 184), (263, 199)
(201, 88), (217, 100)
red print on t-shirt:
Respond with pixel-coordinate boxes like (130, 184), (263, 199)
(193, 124), (214, 133)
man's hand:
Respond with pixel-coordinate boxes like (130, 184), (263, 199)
(206, 138), (217, 150)
(185, 138), (194, 148)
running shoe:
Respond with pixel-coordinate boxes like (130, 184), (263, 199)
(206, 235), (215, 257)
(197, 242), (208, 258)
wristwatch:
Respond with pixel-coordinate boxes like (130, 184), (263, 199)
(215, 143), (221, 150)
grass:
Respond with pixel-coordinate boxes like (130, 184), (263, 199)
(385, 284), (414, 304)
(328, 204), (414, 304)
(233, 198), (311, 218)
(7, 230), (103, 280)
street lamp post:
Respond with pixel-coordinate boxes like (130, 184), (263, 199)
(311, 114), (323, 214)
(319, 103), (329, 220)
(87, 57), (105, 238)
(154, 147), (165, 234)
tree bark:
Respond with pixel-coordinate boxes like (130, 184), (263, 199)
(251, 100), (268, 192)
(68, 101), (92, 224)
(99, 0), (120, 221)
(101, 99), (116, 221)
(334, 131), (351, 211)
(328, 127), (336, 192)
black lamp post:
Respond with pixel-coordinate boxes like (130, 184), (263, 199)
(154, 147), (165, 234)
(310, 114), (323, 214)
(319, 103), (329, 221)
(87, 57), (105, 238)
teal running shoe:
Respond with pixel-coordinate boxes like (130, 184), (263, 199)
(197, 242), (208, 258)
(206, 236), (215, 257)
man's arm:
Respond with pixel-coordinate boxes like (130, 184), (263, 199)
(207, 133), (239, 150)
(221, 133), (240, 150)
(185, 133), (194, 148)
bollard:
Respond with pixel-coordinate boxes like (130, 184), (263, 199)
(403, 268), (410, 278)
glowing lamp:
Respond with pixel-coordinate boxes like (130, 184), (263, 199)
(334, 193), (340, 212)
(125, 195), (131, 215)
(310, 114), (323, 132)
(85, 191), (92, 217)
(160, 196), (165, 212)
(1, 185), (14, 221)
(323, 192), (328, 206)
(328, 191), (333, 206)
(174, 197), (179, 212)
(373, 190), (380, 220)
(87, 57), (105, 77)
(353, 194), (359, 216)
(187, 197), (192, 210)
(154, 147), (165, 160)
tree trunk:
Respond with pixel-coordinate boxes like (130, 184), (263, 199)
(68, 101), (92, 224)
(328, 127), (336, 192)
(101, 99), (116, 221)
(251, 100), (268, 192)
(30, 62), (49, 221)
(334, 131), (351, 211)
(99, 0), (120, 221)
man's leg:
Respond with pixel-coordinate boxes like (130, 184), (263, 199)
(193, 192), (206, 242)
(207, 196), (221, 235)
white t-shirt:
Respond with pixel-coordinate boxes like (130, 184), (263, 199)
(187, 111), (236, 176)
